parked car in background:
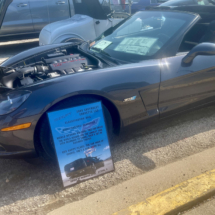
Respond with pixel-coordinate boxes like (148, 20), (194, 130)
(39, 0), (130, 45)
(0, 0), (77, 41)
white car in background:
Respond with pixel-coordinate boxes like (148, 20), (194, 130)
(39, 0), (131, 46)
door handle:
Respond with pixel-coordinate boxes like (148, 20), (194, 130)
(56, 1), (65, 4)
(17, 3), (28, 7)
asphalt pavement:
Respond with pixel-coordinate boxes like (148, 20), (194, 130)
(0, 40), (215, 215)
(183, 197), (215, 215)
(48, 147), (215, 215)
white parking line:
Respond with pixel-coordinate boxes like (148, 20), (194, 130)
(0, 38), (38, 46)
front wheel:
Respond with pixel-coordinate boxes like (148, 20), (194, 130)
(38, 96), (114, 159)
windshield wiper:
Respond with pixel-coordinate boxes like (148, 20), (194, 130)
(100, 51), (122, 65)
(90, 47), (101, 52)
(91, 47), (119, 63)
(90, 49), (120, 65)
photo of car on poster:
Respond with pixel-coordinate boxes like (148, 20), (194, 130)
(47, 101), (114, 187)
(64, 152), (113, 186)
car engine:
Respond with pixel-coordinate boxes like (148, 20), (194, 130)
(0, 49), (100, 89)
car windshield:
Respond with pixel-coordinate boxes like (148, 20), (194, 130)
(90, 11), (196, 62)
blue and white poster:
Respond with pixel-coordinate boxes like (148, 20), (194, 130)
(47, 101), (114, 187)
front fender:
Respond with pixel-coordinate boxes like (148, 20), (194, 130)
(37, 90), (123, 131)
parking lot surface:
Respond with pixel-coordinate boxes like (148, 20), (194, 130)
(184, 196), (215, 215)
(1, 41), (215, 215)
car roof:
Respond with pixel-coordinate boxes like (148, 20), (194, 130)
(146, 5), (215, 21)
(143, 8), (199, 17)
(159, 0), (215, 6)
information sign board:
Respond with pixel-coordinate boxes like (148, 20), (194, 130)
(47, 101), (114, 187)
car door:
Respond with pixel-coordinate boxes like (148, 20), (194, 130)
(48, 0), (70, 24)
(159, 53), (215, 118)
(0, 0), (34, 36)
(94, 0), (117, 37)
(28, 0), (49, 32)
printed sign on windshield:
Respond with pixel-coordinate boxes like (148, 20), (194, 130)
(47, 101), (114, 187)
(114, 37), (158, 56)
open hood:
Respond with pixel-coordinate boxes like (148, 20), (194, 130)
(0, 0), (13, 28)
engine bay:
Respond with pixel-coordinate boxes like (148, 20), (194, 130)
(0, 45), (102, 89)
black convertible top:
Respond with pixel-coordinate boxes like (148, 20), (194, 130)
(73, 0), (108, 20)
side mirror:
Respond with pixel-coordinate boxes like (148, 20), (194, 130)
(182, 43), (215, 66)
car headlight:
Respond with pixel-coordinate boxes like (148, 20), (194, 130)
(0, 90), (31, 115)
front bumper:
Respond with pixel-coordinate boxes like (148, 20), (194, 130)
(0, 113), (40, 159)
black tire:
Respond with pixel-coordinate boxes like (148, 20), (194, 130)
(39, 96), (113, 159)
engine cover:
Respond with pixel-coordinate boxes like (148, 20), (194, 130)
(44, 54), (89, 73)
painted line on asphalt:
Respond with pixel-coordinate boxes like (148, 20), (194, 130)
(113, 169), (215, 215)
(0, 38), (39, 46)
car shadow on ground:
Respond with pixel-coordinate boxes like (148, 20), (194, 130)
(112, 103), (215, 170)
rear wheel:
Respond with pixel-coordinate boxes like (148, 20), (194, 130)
(39, 96), (114, 159)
